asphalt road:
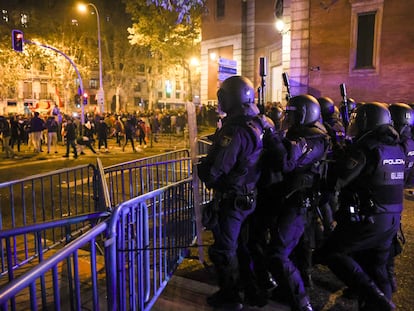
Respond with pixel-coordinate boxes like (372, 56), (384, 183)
(0, 136), (187, 183)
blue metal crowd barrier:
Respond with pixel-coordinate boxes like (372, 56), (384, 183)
(0, 178), (197, 310)
(0, 148), (207, 310)
(106, 178), (195, 311)
(0, 164), (98, 231)
(0, 150), (192, 277)
(102, 149), (192, 208)
(0, 212), (109, 311)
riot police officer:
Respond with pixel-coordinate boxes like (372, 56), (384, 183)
(389, 103), (414, 186)
(387, 102), (414, 292)
(316, 102), (404, 311)
(317, 96), (346, 239)
(267, 95), (329, 311)
(197, 75), (265, 310)
(318, 96), (346, 146)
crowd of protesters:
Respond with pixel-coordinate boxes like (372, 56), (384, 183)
(0, 104), (216, 159)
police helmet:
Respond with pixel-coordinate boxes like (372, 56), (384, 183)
(333, 106), (341, 119)
(318, 96), (335, 120)
(270, 105), (284, 129)
(389, 102), (414, 133)
(217, 76), (256, 115)
(348, 102), (392, 137)
(286, 94), (321, 126)
(347, 98), (357, 112)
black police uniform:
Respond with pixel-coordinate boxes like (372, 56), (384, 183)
(401, 126), (414, 187)
(266, 122), (329, 311)
(198, 113), (264, 308)
(386, 109), (414, 292)
(317, 124), (404, 311)
(318, 109), (346, 239)
(241, 116), (287, 307)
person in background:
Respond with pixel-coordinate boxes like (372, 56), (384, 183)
(62, 117), (78, 159)
(75, 120), (97, 155)
(114, 116), (124, 147)
(122, 116), (136, 153)
(0, 116), (16, 159)
(137, 119), (147, 148)
(97, 117), (109, 152)
(9, 115), (22, 153)
(29, 111), (45, 153)
(45, 115), (59, 154)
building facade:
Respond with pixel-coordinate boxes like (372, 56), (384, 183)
(201, 0), (287, 106)
(201, 0), (414, 107)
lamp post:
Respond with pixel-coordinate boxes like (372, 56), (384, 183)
(78, 3), (105, 114)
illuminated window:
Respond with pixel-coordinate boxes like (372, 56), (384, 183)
(20, 13), (28, 27)
(89, 79), (98, 89)
(2, 9), (9, 22)
(165, 80), (172, 98)
(350, 0), (383, 75)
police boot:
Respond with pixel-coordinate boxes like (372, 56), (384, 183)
(207, 290), (243, 310)
(294, 297), (313, 311)
(363, 281), (396, 311)
(207, 264), (243, 310)
(257, 271), (278, 293)
(243, 283), (268, 308)
(300, 301), (314, 311)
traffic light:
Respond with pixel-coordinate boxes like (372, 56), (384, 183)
(83, 93), (88, 105)
(75, 94), (81, 108)
(12, 29), (24, 52)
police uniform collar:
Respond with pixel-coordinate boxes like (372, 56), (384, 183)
(356, 124), (399, 148)
(223, 114), (255, 124)
(287, 124), (327, 139)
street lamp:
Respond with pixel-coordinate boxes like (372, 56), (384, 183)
(78, 2), (105, 114)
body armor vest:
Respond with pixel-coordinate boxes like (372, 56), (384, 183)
(213, 115), (264, 194)
(402, 137), (414, 186)
(357, 144), (405, 214)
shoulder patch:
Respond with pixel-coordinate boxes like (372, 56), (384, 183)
(220, 135), (232, 147)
